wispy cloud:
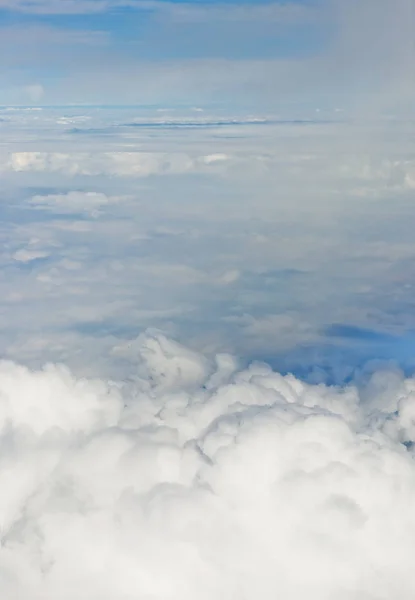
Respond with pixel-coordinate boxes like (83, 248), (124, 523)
(0, 0), (313, 19)
(0, 0), (115, 14)
(156, 2), (315, 24)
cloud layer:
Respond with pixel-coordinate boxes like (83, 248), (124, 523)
(0, 331), (415, 598)
(2, 108), (415, 380)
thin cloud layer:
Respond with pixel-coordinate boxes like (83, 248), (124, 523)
(0, 332), (415, 598)
(29, 191), (131, 215)
(0, 0), (313, 18)
(7, 151), (230, 177)
(0, 0), (127, 14)
(2, 109), (415, 379)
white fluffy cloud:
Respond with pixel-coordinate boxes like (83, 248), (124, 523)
(0, 332), (414, 598)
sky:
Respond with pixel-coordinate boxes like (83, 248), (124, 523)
(0, 0), (413, 109)
(2, 0), (415, 598)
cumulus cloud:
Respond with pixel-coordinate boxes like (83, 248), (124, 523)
(0, 331), (414, 598)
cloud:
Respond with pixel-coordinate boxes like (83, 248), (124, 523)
(325, 0), (414, 109)
(0, 24), (109, 52)
(12, 248), (50, 263)
(0, 0), (313, 18)
(0, 0), (412, 110)
(3, 111), (415, 382)
(29, 191), (131, 215)
(6, 151), (231, 177)
(229, 313), (317, 347)
(157, 2), (314, 24)
(0, 0), (412, 109)
(0, 331), (415, 597)
(23, 84), (44, 102)
(0, 0), (113, 14)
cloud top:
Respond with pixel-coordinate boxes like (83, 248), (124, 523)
(0, 332), (415, 598)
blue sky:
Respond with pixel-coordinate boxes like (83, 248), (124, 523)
(0, 0), (412, 108)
